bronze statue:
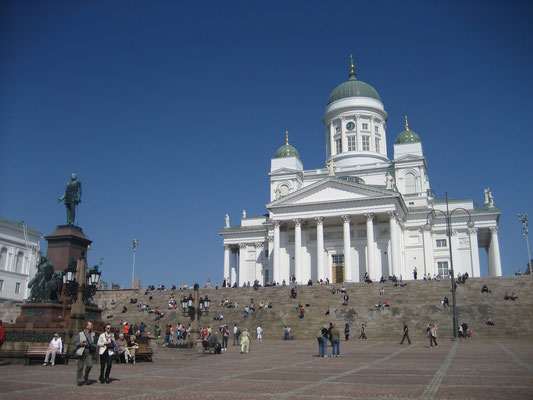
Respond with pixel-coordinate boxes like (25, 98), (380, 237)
(58, 173), (82, 225)
(28, 257), (62, 303)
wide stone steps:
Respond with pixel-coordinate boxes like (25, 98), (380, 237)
(94, 276), (533, 340)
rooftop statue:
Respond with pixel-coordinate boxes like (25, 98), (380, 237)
(326, 160), (336, 176)
(386, 172), (395, 190)
(225, 214), (230, 228)
(58, 173), (82, 225)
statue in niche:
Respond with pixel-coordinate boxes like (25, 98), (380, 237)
(58, 173), (82, 225)
(326, 160), (336, 176)
(274, 185), (282, 199)
(242, 210), (246, 219)
(225, 214), (230, 228)
(386, 172), (395, 190)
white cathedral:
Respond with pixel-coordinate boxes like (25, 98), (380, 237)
(220, 59), (502, 286)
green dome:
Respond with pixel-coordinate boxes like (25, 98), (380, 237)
(327, 73), (382, 105)
(275, 144), (300, 159)
(395, 129), (421, 144)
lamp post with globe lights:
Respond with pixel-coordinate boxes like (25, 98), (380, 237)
(180, 283), (210, 348)
(424, 192), (475, 338)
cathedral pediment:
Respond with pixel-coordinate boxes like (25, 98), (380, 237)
(394, 154), (425, 162)
(267, 177), (398, 208)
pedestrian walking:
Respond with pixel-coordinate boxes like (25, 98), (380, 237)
(240, 328), (251, 353)
(344, 323), (350, 341)
(233, 324), (239, 346)
(358, 323), (367, 339)
(256, 326), (263, 342)
(97, 323), (115, 384)
(75, 321), (95, 386)
(400, 322), (411, 344)
(221, 325), (229, 350)
(429, 323), (438, 348)
(330, 323), (341, 357)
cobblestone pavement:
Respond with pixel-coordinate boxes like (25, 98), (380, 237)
(1, 339), (532, 399)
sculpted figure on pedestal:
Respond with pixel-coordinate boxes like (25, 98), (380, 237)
(326, 160), (336, 176)
(58, 173), (82, 225)
(386, 172), (395, 190)
(225, 214), (230, 228)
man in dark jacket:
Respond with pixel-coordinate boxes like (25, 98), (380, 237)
(400, 322), (411, 344)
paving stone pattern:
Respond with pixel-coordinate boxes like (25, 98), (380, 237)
(1, 339), (532, 399)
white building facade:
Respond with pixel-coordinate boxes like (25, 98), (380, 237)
(220, 62), (502, 286)
(0, 218), (42, 301)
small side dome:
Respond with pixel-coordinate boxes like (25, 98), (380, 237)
(327, 56), (381, 104)
(395, 116), (421, 144)
(275, 131), (300, 159)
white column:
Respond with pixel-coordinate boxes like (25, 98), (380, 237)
(316, 217), (324, 281)
(329, 123), (335, 157)
(273, 220), (281, 284)
(365, 213), (376, 280)
(238, 244), (247, 286)
(231, 248), (237, 286)
(422, 226), (434, 277)
(388, 212), (399, 277)
(469, 228), (481, 277)
(489, 227), (502, 276)
(342, 215), (352, 282)
(294, 219), (302, 284)
(255, 243), (264, 284)
(223, 244), (230, 284)
(341, 117), (347, 153)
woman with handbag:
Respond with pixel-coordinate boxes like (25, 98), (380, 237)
(97, 324), (115, 384)
(128, 334), (139, 364)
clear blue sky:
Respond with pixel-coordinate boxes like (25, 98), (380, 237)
(1, 0), (532, 287)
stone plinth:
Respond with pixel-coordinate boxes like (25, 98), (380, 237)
(44, 225), (92, 272)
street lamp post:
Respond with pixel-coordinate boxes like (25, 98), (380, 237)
(132, 239), (139, 288)
(518, 214), (531, 275)
(424, 192), (474, 339)
(181, 283), (210, 348)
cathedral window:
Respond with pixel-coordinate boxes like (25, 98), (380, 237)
(375, 125), (379, 133)
(405, 173), (417, 193)
(375, 137), (380, 153)
(15, 282), (21, 294)
(437, 261), (449, 277)
(362, 123), (369, 130)
(332, 254), (344, 265)
(347, 136), (356, 151)
(0, 279), (3, 291)
(336, 139), (342, 154)
(362, 136), (370, 151)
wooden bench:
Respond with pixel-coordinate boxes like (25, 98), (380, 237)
(134, 343), (153, 362)
(25, 344), (69, 365)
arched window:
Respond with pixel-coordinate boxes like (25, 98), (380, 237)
(0, 248), (6, 269)
(405, 173), (417, 194)
(15, 251), (24, 273)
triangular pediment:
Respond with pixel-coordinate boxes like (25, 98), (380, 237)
(394, 154), (425, 162)
(269, 167), (303, 176)
(267, 177), (398, 208)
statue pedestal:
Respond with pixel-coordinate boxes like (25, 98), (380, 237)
(45, 225), (92, 272)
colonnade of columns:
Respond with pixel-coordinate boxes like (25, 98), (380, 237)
(222, 220), (503, 287)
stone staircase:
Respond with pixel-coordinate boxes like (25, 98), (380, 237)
(94, 276), (533, 340)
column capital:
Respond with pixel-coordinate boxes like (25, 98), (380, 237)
(268, 236), (273, 243)
(489, 226), (498, 234)
(272, 220), (281, 228)
(239, 243), (247, 249)
(315, 216), (324, 225)
(223, 244), (231, 250)
(293, 218), (302, 227)
(364, 213), (375, 221)
(341, 214), (351, 223)
(255, 242), (264, 249)
(387, 211), (398, 220)
(469, 227), (478, 235)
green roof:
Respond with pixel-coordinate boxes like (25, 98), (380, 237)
(327, 72), (381, 104)
(275, 143), (300, 159)
(0, 217), (42, 236)
(395, 129), (421, 144)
